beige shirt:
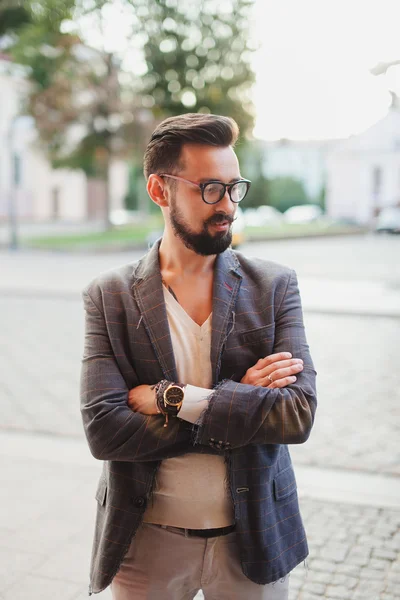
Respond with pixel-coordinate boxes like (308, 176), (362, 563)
(142, 285), (234, 528)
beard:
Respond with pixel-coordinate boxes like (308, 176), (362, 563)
(169, 198), (234, 256)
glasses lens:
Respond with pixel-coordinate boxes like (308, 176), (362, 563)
(203, 182), (225, 204)
(230, 181), (249, 203)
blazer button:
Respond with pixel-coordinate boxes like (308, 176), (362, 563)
(132, 496), (147, 509)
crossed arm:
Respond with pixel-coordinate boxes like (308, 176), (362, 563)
(128, 351), (305, 419)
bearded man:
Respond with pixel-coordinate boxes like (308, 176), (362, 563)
(80, 113), (317, 600)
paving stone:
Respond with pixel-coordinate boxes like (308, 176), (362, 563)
(310, 559), (336, 573)
(335, 563), (361, 577)
(384, 580), (400, 595)
(331, 573), (358, 589)
(373, 549), (398, 561)
(353, 578), (384, 593)
(302, 582), (326, 595)
(360, 567), (388, 581)
(309, 570), (332, 584)
(297, 593), (322, 600)
(385, 569), (400, 582)
(358, 535), (386, 549)
(347, 553), (371, 567)
(351, 593), (380, 600)
(386, 537), (400, 551)
(325, 585), (353, 599)
(322, 543), (350, 563)
(369, 558), (392, 571)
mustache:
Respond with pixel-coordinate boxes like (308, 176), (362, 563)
(205, 213), (235, 226)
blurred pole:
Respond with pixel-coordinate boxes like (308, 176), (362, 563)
(7, 115), (34, 250)
(8, 118), (18, 251)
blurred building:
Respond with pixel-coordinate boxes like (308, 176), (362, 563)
(0, 57), (128, 223)
(326, 100), (400, 225)
(261, 139), (339, 201)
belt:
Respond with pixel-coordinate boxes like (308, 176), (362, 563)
(157, 524), (236, 538)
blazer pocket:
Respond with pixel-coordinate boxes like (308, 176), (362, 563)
(238, 323), (275, 346)
(95, 477), (107, 506)
(273, 465), (297, 501)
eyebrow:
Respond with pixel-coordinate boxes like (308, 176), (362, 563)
(197, 177), (242, 184)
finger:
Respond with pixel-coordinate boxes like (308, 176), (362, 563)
(255, 352), (293, 369)
(267, 376), (297, 389)
(268, 365), (304, 382)
(258, 358), (303, 378)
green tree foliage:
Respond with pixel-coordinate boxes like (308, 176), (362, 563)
(267, 177), (309, 213)
(243, 173), (269, 209)
(0, 1), (31, 36)
(237, 139), (269, 208)
(134, 0), (256, 138)
(2, 0), (257, 225)
(3, 0), (149, 228)
(3, 0), (82, 151)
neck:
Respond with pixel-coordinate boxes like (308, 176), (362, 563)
(159, 227), (216, 277)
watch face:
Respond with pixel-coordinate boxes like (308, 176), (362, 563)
(165, 386), (184, 405)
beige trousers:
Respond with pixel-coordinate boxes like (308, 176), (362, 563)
(111, 523), (290, 600)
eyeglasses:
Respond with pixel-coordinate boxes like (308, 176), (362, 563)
(159, 173), (251, 204)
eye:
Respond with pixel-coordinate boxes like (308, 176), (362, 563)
(206, 183), (222, 194)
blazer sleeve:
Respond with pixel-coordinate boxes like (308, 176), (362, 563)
(80, 289), (196, 462)
(194, 269), (317, 448)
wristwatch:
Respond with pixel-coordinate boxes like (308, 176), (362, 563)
(153, 380), (186, 427)
(163, 383), (185, 416)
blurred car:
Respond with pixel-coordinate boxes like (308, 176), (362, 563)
(110, 209), (139, 226)
(244, 206), (283, 227)
(375, 207), (400, 233)
(231, 206), (246, 248)
(283, 204), (323, 224)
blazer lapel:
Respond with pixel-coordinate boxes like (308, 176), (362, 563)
(131, 242), (242, 385)
(131, 241), (178, 381)
(211, 250), (242, 384)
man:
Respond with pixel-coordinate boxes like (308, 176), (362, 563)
(80, 113), (317, 600)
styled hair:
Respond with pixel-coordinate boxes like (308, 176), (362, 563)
(143, 113), (239, 179)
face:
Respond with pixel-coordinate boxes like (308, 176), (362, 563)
(167, 144), (241, 256)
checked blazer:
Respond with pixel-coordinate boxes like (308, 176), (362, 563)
(80, 240), (317, 595)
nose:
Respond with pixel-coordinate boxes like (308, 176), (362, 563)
(218, 188), (235, 214)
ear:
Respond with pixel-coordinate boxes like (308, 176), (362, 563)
(147, 174), (169, 208)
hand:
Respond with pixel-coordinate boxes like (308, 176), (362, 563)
(128, 384), (159, 415)
(240, 352), (303, 389)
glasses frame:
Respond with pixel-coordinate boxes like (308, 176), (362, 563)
(158, 173), (251, 204)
